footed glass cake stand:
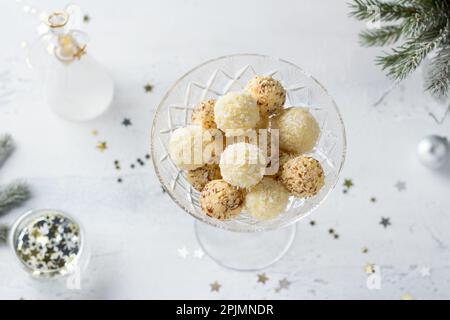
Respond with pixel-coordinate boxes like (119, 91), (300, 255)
(151, 54), (346, 270)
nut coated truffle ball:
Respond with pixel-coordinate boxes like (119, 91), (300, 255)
(279, 156), (325, 198)
(200, 179), (244, 220)
(273, 150), (298, 178)
(187, 164), (222, 192)
(169, 125), (216, 170)
(272, 107), (320, 154)
(245, 76), (286, 117)
(244, 177), (289, 220)
(214, 92), (260, 136)
(191, 99), (217, 129)
(219, 142), (266, 188)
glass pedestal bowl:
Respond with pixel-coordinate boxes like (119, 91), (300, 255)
(151, 54), (346, 270)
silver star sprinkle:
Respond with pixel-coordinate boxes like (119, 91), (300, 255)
(395, 181), (406, 192)
(177, 247), (189, 259)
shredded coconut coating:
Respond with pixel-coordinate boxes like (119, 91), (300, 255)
(272, 107), (320, 154)
(187, 164), (222, 192)
(191, 99), (217, 129)
(214, 92), (260, 135)
(279, 156), (325, 198)
(169, 125), (217, 170)
(245, 76), (286, 117)
(200, 179), (244, 220)
(219, 142), (266, 188)
(244, 177), (289, 220)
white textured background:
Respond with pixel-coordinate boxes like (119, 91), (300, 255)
(0, 0), (449, 299)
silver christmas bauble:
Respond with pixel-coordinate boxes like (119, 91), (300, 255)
(417, 135), (449, 169)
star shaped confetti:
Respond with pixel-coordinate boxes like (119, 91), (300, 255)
(73, 45), (87, 60)
(257, 273), (269, 284)
(83, 14), (90, 23)
(275, 278), (291, 292)
(395, 181), (406, 192)
(96, 141), (108, 152)
(343, 179), (354, 189)
(210, 281), (221, 292)
(419, 267), (431, 277)
(144, 83), (154, 93)
(380, 217), (391, 228)
(122, 118), (132, 127)
(364, 263), (375, 274)
(177, 247), (189, 259)
(91, 129), (98, 136)
(193, 248), (204, 259)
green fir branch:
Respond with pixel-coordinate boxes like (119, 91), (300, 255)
(349, 0), (418, 22)
(349, 0), (450, 98)
(425, 46), (450, 98)
(359, 25), (404, 46)
(0, 181), (31, 216)
(376, 22), (449, 80)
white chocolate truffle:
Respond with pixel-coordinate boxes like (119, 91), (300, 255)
(214, 92), (260, 135)
(244, 177), (289, 220)
(279, 156), (325, 198)
(187, 164), (222, 192)
(245, 76), (286, 117)
(191, 99), (217, 129)
(272, 107), (320, 154)
(200, 179), (244, 220)
(219, 142), (266, 188)
(169, 125), (216, 170)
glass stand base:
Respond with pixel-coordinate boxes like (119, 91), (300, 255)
(195, 221), (296, 271)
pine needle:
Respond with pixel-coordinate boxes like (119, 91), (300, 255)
(0, 134), (14, 166)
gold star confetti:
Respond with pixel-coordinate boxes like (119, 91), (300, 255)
(144, 83), (154, 93)
(96, 141), (108, 152)
(343, 179), (354, 189)
(73, 45), (87, 60)
(257, 273), (269, 284)
(364, 263), (375, 274)
(361, 247), (369, 254)
(210, 281), (221, 292)
(401, 293), (414, 300)
(91, 129), (98, 136)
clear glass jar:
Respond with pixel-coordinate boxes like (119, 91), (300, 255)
(7, 209), (89, 281)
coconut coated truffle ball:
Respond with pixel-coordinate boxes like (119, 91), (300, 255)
(214, 92), (260, 136)
(272, 107), (320, 154)
(244, 177), (289, 220)
(191, 99), (217, 129)
(200, 179), (244, 220)
(245, 76), (286, 117)
(187, 164), (222, 192)
(279, 156), (325, 198)
(219, 142), (266, 188)
(169, 125), (216, 170)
